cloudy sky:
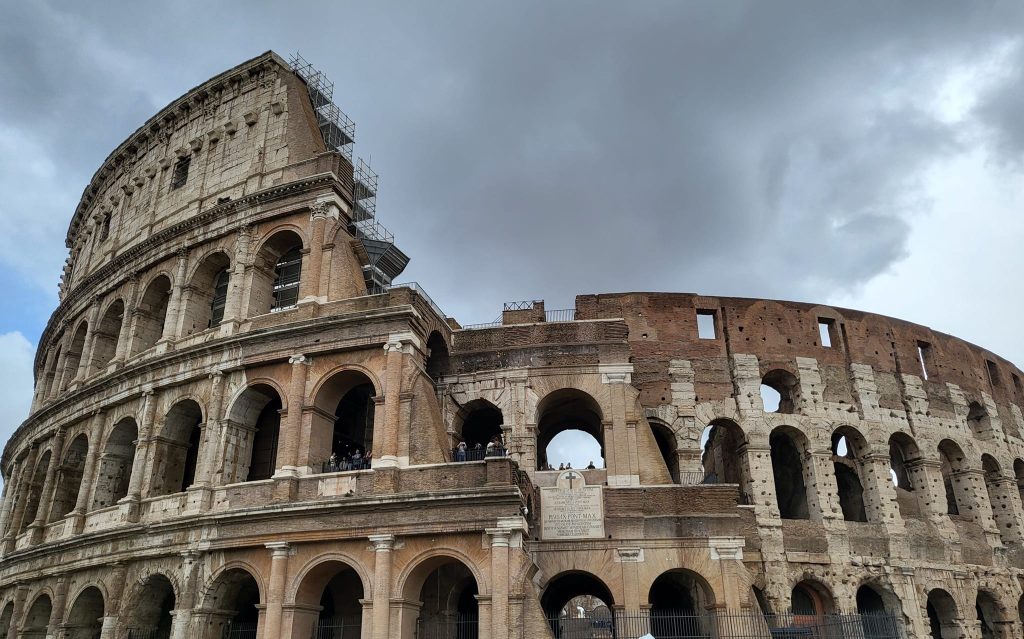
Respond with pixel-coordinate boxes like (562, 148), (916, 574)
(2, 1), (1024, 463)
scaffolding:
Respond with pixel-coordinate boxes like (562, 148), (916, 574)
(289, 53), (409, 292)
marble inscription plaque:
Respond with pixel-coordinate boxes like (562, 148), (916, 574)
(540, 470), (605, 540)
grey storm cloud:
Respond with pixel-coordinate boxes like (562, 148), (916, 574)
(2, 1), (1023, 325)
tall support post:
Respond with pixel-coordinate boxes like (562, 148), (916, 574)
(69, 410), (105, 534)
(369, 534), (395, 639)
(71, 300), (102, 386)
(377, 337), (411, 468)
(276, 354), (309, 477)
(122, 389), (157, 519)
(8, 584), (28, 639)
(299, 202), (329, 302)
(99, 563), (127, 639)
(0, 458), (23, 543)
(194, 372), (225, 488)
(4, 444), (39, 554)
(170, 551), (202, 639)
(487, 528), (511, 638)
(601, 364), (636, 486)
(111, 275), (138, 366)
(263, 542), (291, 639)
(27, 428), (66, 543)
(45, 576), (69, 639)
(221, 225), (252, 330)
(159, 247), (189, 345)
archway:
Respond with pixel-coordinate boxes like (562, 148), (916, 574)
(536, 389), (604, 471)
(889, 433), (925, 518)
(856, 584), (903, 639)
(132, 275), (172, 356)
(49, 434), (89, 522)
(0, 601), (11, 638)
(770, 427), (810, 520)
(541, 571), (614, 638)
(89, 299), (124, 373)
(926, 589), (958, 639)
(65, 586), (104, 639)
(650, 420), (680, 484)
(22, 593), (52, 639)
(425, 331), (450, 380)
(91, 417), (138, 509)
(248, 230), (303, 316)
(203, 568), (261, 638)
(701, 419), (746, 487)
(150, 400), (203, 496)
(791, 580), (835, 617)
(967, 402), (991, 437)
(227, 384), (282, 482)
(60, 322), (89, 390)
(292, 559), (365, 638)
(1015, 459), (1024, 512)
(761, 369), (799, 414)
(648, 570), (715, 638)
(313, 370), (377, 471)
(182, 251), (232, 333)
(43, 341), (63, 398)
(976, 591), (1003, 639)
(981, 455), (1016, 545)
(123, 574), (176, 639)
(406, 557), (479, 639)
(454, 400), (504, 461)
(831, 427), (867, 522)
(937, 440), (967, 516)
(19, 450), (51, 533)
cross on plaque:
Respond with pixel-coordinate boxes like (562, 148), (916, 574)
(564, 471), (581, 489)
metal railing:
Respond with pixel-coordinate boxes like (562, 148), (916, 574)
(221, 621), (258, 639)
(460, 318), (502, 330)
(417, 614), (479, 639)
(545, 308), (576, 322)
(544, 611), (906, 639)
(452, 447), (507, 462)
(126, 629), (168, 639)
(313, 617), (362, 638)
(322, 458), (371, 473)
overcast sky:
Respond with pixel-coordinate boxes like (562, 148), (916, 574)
(2, 2), (1024, 463)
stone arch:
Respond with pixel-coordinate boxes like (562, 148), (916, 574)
(967, 401), (992, 438)
(225, 383), (283, 483)
(926, 588), (959, 639)
(248, 228), (305, 316)
(535, 388), (604, 471)
(648, 418), (680, 484)
(199, 565), (263, 638)
(855, 581), (904, 639)
(19, 449), (51, 533)
(89, 298), (124, 374)
(65, 585), (104, 639)
(937, 439), (968, 516)
(702, 418), (747, 487)
(770, 426), (811, 520)
(312, 368), (379, 471)
(831, 426), (868, 522)
(182, 249), (232, 333)
(976, 589), (1006, 639)
(290, 555), (370, 639)
(648, 568), (717, 637)
(42, 339), (63, 398)
(425, 330), (450, 380)
(791, 578), (835, 616)
(889, 432), (928, 518)
(22, 592), (52, 638)
(49, 433), (89, 522)
(131, 274), (172, 356)
(150, 399), (204, 496)
(541, 570), (614, 634)
(401, 552), (482, 639)
(122, 573), (177, 639)
(91, 417), (138, 509)
(761, 368), (800, 414)
(0, 600), (11, 638)
(60, 320), (90, 391)
(453, 398), (504, 457)
(981, 454), (1018, 544)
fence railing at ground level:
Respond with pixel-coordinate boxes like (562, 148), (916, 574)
(126, 629), (167, 639)
(545, 610), (906, 639)
(417, 613), (480, 639)
(313, 617), (363, 638)
(452, 447), (508, 462)
(221, 621), (258, 639)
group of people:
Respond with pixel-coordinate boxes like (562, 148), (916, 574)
(539, 461), (599, 470)
(326, 448), (371, 472)
(454, 435), (506, 461)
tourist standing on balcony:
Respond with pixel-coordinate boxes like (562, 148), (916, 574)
(456, 441), (467, 461)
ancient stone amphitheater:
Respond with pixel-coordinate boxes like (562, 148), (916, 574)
(1, 51), (1022, 639)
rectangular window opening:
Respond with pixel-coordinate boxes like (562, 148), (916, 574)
(987, 360), (1001, 386)
(1012, 373), (1022, 396)
(817, 318), (836, 348)
(170, 156), (191, 190)
(696, 310), (717, 340)
(916, 341), (931, 380)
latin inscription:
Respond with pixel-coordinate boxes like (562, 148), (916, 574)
(540, 471), (605, 540)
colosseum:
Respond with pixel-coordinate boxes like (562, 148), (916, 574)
(1, 50), (1022, 639)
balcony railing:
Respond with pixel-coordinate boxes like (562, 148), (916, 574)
(452, 447), (507, 462)
(321, 458), (371, 473)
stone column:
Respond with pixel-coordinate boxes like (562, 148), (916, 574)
(275, 354), (309, 477)
(8, 584), (28, 639)
(369, 534), (395, 639)
(45, 576), (69, 639)
(27, 428), (66, 543)
(221, 225), (252, 329)
(601, 364), (636, 486)
(5, 444), (39, 553)
(159, 248), (189, 345)
(376, 341), (406, 468)
(194, 372), (225, 488)
(122, 389), (156, 518)
(111, 275), (138, 366)
(0, 458), (23, 541)
(98, 563), (127, 639)
(72, 300), (102, 385)
(487, 528), (511, 638)
(170, 551), (202, 639)
(299, 202), (328, 302)
(69, 410), (105, 534)
(263, 542), (291, 638)
(859, 452), (904, 526)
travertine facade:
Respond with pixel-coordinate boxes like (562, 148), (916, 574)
(1, 51), (1023, 639)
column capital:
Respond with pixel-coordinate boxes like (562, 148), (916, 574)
(309, 201), (331, 219)
(369, 534), (395, 551)
(289, 354), (309, 365)
(485, 528), (511, 547)
(265, 541), (291, 557)
(600, 363), (633, 384)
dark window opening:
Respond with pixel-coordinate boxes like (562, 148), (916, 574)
(1013, 373), (1022, 396)
(247, 397), (281, 482)
(425, 331), (450, 380)
(180, 424), (202, 492)
(770, 429), (809, 520)
(987, 360), (1001, 387)
(818, 318), (836, 348)
(271, 248), (302, 311)
(917, 341), (932, 380)
(967, 401), (990, 436)
(208, 268), (230, 327)
(696, 310), (717, 340)
(332, 384), (375, 464)
(99, 212), (112, 242)
(170, 156), (190, 190)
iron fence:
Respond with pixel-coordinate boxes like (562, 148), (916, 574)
(451, 447), (507, 462)
(222, 620), (258, 639)
(126, 630), (168, 639)
(545, 611), (906, 639)
(313, 617), (363, 638)
(545, 308), (577, 322)
(417, 613), (479, 639)
(322, 458), (371, 473)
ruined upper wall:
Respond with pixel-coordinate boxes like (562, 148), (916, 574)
(61, 51), (327, 299)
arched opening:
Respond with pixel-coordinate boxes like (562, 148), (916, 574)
(649, 570), (716, 637)
(967, 402), (991, 437)
(761, 369), (800, 414)
(124, 574), (175, 639)
(66, 586), (104, 639)
(249, 230), (303, 316)
(855, 584), (903, 639)
(791, 580), (835, 616)
(407, 557), (479, 639)
(22, 594), (52, 639)
(182, 251), (231, 334)
(49, 434), (89, 522)
(0, 602), (12, 638)
(150, 400), (203, 497)
(926, 589), (958, 639)
(937, 440), (967, 516)
(981, 455), (1015, 544)
(701, 419), (746, 488)
(292, 560), (365, 638)
(425, 331), (450, 380)
(203, 568), (261, 638)
(536, 389), (604, 471)
(649, 420), (680, 484)
(1018, 594), (1023, 626)
(541, 571), (614, 638)
(226, 384), (282, 483)
(453, 400), (504, 462)
(60, 322), (89, 390)
(976, 591), (1002, 639)
(132, 275), (172, 356)
(1015, 459), (1024, 511)
(19, 450), (51, 533)
(313, 371), (377, 472)
(91, 418), (138, 509)
(89, 300), (124, 373)
(831, 428), (867, 522)
(43, 341), (63, 398)
(889, 433), (926, 518)
(770, 427), (810, 520)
